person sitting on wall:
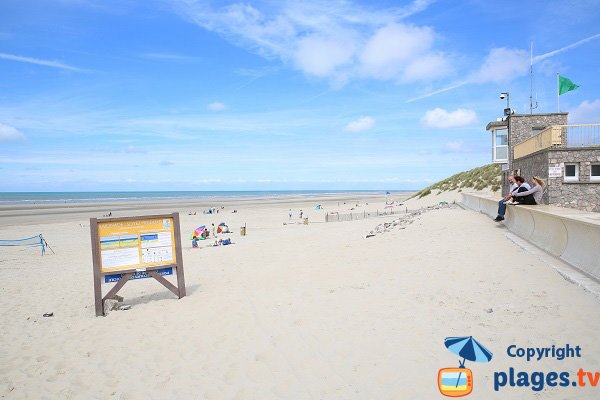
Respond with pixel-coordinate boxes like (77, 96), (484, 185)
(504, 175), (532, 203)
(494, 175), (516, 219)
(494, 176), (530, 222)
(509, 176), (545, 205)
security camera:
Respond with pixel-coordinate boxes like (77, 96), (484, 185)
(500, 93), (507, 99)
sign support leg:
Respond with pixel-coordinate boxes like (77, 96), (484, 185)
(101, 273), (133, 316)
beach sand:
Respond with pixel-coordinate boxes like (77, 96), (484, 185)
(1, 192), (599, 399)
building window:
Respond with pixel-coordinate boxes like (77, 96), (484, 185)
(591, 164), (600, 182)
(564, 163), (579, 182)
(493, 128), (508, 162)
(531, 127), (545, 135)
(496, 129), (508, 145)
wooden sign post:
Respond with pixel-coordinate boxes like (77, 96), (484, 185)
(90, 213), (186, 316)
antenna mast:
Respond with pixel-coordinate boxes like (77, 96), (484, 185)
(529, 42), (538, 114)
(530, 42), (533, 114)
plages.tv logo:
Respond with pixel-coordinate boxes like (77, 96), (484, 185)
(438, 336), (493, 397)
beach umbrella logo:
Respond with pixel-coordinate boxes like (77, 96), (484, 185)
(438, 336), (493, 397)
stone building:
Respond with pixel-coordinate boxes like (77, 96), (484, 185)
(485, 113), (600, 212)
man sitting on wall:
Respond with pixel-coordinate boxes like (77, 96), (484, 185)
(493, 175), (516, 222)
(494, 176), (530, 222)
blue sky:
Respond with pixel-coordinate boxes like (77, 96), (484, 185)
(1, 0), (599, 191)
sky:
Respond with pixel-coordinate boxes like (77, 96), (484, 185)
(1, 0), (599, 192)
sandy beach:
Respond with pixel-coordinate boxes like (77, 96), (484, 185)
(1, 192), (599, 399)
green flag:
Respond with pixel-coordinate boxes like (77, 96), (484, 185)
(558, 75), (579, 95)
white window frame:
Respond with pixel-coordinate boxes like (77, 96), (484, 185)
(564, 163), (579, 182)
(591, 163), (600, 182)
(492, 128), (508, 163)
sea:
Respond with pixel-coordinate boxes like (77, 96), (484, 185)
(0, 191), (411, 205)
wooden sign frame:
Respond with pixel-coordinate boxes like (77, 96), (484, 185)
(90, 213), (186, 316)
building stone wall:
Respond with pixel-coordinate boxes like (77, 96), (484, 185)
(546, 148), (600, 212)
(508, 113), (568, 164)
(488, 112), (599, 212)
(513, 147), (600, 212)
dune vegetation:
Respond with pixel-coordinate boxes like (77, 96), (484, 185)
(411, 163), (501, 199)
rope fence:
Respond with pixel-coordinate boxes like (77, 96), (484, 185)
(324, 202), (453, 223)
(325, 208), (401, 222)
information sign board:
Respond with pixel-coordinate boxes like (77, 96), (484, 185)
(104, 267), (173, 283)
(97, 217), (177, 273)
(549, 166), (562, 178)
(90, 213), (185, 316)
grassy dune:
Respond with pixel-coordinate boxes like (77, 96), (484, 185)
(411, 163), (501, 199)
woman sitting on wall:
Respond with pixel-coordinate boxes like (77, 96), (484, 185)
(509, 176), (545, 205)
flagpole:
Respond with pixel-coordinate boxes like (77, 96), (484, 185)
(557, 73), (560, 112)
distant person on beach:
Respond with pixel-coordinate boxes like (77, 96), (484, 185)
(494, 176), (530, 222)
(299, 210), (303, 219)
(212, 223), (216, 237)
(288, 209), (292, 220)
(510, 176), (545, 205)
(192, 236), (199, 248)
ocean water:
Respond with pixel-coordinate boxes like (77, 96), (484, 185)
(0, 191), (408, 205)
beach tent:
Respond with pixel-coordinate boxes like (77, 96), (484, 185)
(217, 223), (229, 233)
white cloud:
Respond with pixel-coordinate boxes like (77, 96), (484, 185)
(208, 102), (226, 111)
(173, 0), (448, 85)
(0, 123), (25, 141)
(469, 47), (529, 83)
(569, 99), (600, 124)
(410, 33), (600, 102)
(359, 23), (446, 81)
(293, 32), (356, 77)
(421, 108), (477, 128)
(402, 53), (449, 82)
(345, 116), (375, 132)
(0, 52), (82, 71)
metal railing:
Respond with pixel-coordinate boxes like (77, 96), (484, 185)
(564, 124), (600, 147)
(514, 124), (600, 159)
